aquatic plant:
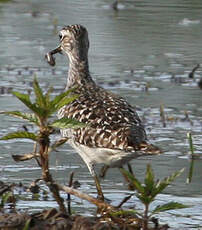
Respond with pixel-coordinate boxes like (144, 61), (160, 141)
(0, 77), (85, 213)
(0, 191), (14, 210)
(0, 77), (189, 229)
(186, 132), (195, 184)
(121, 165), (188, 230)
(0, 77), (115, 217)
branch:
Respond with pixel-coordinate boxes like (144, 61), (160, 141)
(57, 184), (114, 212)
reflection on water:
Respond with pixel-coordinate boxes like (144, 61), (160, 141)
(0, 0), (202, 229)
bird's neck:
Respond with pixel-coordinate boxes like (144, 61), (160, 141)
(66, 51), (94, 89)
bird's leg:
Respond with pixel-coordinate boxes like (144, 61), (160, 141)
(89, 163), (104, 201)
(99, 165), (109, 178)
(119, 164), (135, 190)
(127, 163), (134, 176)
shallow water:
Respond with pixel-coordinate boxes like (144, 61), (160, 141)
(0, 0), (202, 229)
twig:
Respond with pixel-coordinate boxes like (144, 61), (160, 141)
(160, 104), (166, 127)
(116, 194), (133, 208)
(58, 184), (114, 212)
(183, 111), (193, 126)
(33, 142), (41, 167)
(188, 64), (200, 78)
(67, 172), (74, 215)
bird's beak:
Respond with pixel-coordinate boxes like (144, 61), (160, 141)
(45, 45), (62, 66)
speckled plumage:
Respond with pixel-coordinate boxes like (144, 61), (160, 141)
(58, 83), (147, 153)
(56, 24), (159, 161)
(52, 24), (160, 167)
(47, 25), (160, 199)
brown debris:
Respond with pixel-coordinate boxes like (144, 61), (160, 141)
(0, 208), (170, 230)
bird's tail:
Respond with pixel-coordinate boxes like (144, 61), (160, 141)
(139, 141), (162, 155)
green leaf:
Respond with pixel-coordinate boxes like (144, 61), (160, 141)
(0, 131), (37, 141)
(50, 88), (78, 108)
(137, 194), (154, 205)
(50, 117), (86, 129)
(151, 202), (189, 214)
(55, 95), (78, 111)
(144, 164), (155, 194)
(33, 77), (46, 108)
(1, 111), (39, 125)
(0, 192), (13, 207)
(120, 168), (145, 194)
(187, 132), (194, 155)
(12, 91), (33, 108)
(45, 87), (53, 106)
(22, 219), (31, 230)
(187, 159), (194, 184)
(12, 91), (44, 117)
(152, 168), (184, 197)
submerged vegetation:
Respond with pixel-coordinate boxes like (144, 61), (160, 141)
(0, 78), (191, 229)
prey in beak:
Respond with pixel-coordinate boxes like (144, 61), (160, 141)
(45, 46), (62, 66)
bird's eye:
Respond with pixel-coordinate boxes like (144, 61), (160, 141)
(59, 33), (63, 41)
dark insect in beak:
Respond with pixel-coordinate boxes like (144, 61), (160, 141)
(45, 46), (62, 66)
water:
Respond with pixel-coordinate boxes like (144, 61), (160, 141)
(0, 0), (202, 229)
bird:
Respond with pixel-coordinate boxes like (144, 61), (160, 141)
(45, 24), (161, 200)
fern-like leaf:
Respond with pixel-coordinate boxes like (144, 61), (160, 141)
(50, 117), (86, 129)
(12, 91), (44, 117)
(120, 168), (144, 194)
(33, 77), (46, 108)
(151, 202), (189, 215)
(54, 95), (78, 111)
(144, 164), (155, 194)
(152, 168), (184, 197)
(0, 131), (37, 141)
(50, 88), (77, 108)
(45, 87), (53, 108)
(1, 111), (39, 125)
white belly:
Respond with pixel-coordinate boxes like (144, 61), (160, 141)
(68, 139), (139, 169)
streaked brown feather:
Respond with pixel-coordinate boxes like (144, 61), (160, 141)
(58, 83), (151, 152)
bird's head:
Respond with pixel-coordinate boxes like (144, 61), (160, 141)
(46, 24), (89, 66)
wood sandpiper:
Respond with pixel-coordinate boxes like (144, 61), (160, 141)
(45, 24), (161, 200)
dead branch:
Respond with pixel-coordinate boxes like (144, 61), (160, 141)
(57, 184), (114, 212)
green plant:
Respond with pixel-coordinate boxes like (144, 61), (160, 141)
(121, 165), (188, 230)
(186, 132), (195, 184)
(0, 191), (13, 209)
(22, 218), (31, 230)
(0, 77), (85, 213)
